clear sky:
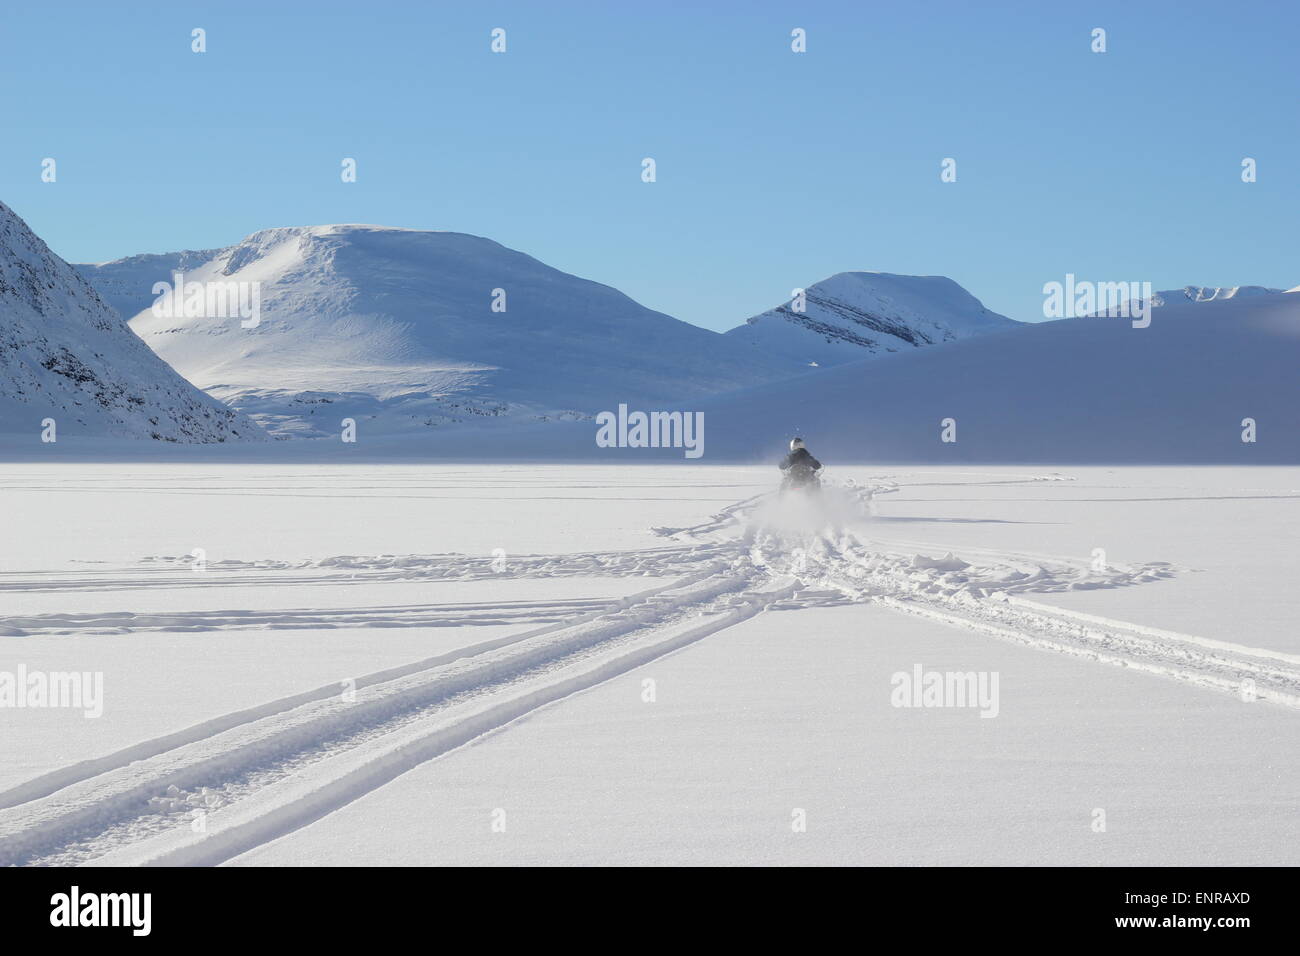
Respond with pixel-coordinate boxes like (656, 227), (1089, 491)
(2, 0), (1296, 329)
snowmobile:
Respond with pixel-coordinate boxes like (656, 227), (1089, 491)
(778, 437), (822, 496)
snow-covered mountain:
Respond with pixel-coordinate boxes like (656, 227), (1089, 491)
(420, 291), (1300, 464)
(77, 248), (223, 323)
(699, 291), (1300, 463)
(723, 272), (1019, 371)
(1091, 284), (1290, 317)
(1151, 285), (1285, 304)
(77, 226), (796, 438)
(0, 201), (262, 442)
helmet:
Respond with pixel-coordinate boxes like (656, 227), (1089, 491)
(790, 437), (805, 451)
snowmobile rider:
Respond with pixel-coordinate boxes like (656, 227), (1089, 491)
(779, 437), (822, 487)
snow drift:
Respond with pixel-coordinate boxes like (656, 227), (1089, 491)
(0, 201), (262, 442)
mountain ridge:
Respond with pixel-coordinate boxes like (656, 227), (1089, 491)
(723, 270), (1020, 371)
(0, 201), (263, 442)
(77, 224), (799, 437)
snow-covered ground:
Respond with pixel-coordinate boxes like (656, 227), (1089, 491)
(1, 463), (1296, 866)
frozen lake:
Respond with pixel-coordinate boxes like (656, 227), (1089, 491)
(1, 463), (1296, 865)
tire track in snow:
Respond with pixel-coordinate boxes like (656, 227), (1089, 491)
(656, 481), (1300, 707)
(0, 579), (695, 811)
(6, 476), (1295, 867)
(0, 544), (730, 595)
(780, 533), (1300, 710)
(0, 597), (612, 637)
(0, 564), (794, 866)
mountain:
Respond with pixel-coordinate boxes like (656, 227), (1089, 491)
(418, 290), (1300, 464)
(723, 271), (1019, 371)
(1091, 284), (1290, 317)
(77, 247), (223, 322)
(697, 292), (1300, 463)
(0, 201), (262, 442)
(1150, 285), (1285, 304)
(76, 226), (796, 438)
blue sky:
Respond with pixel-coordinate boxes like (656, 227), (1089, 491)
(2, 0), (1296, 329)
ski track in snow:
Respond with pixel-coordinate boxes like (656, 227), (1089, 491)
(2, 475), (1297, 867)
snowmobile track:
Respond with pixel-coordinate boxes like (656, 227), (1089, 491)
(0, 564), (793, 866)
(4, 478), (1296, 867)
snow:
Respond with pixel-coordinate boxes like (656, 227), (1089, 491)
(76, 225), (795, 438)
(1, 201), (1294, 866)
(228, 602), (1298, 867)
(0, 202), (262, 443)
(724, 271), (1019, 371)
(0, 462), (1296, 866)
(52, 220), (1300, 469)
(23, 280), (1289, 465)
(696, 292), (1300, 463)
(1092, 284), (1290, 317)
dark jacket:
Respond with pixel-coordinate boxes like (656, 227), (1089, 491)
(779, 447), (821, 473)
